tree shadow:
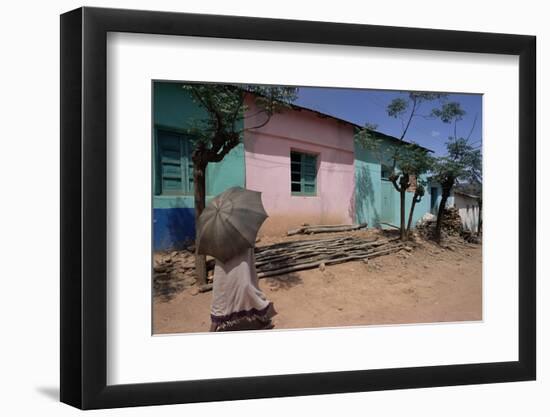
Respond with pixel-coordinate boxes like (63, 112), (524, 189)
(263, 272), (303, 291)
(153, 255), (214, 303)
(153, 272), (188, 302)
(355, 163), (380, 227)
(379, 228), (401, 239)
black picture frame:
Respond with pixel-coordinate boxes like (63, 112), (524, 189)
(60, 6), (536, 410)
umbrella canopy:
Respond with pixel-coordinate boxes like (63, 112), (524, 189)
(196, 187), (268, 263)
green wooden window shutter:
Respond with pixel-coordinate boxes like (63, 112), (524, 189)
(290, 151), (317, 196)
(157, 130), (194, 195)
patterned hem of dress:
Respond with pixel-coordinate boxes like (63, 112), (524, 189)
(210, 303), (277, 332)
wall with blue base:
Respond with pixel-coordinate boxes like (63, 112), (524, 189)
(153, 82), (245, 251)
(153, 207), (196, 251)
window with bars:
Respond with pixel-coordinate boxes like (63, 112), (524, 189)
(156, 130), (194, 195)
(290, 151), (317, 196)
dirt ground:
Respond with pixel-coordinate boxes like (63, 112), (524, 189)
(153, 230), (482, 334)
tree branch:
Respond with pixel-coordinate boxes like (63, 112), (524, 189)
(466, 113), (478, 142)
(242, 109), (270, 120)
(454, 119), (457, 141)
(208, 142), (238, 162)
(206, 134), (240, 163)
(190, 88), (210, 111)
(400, 97), (417, 141)
(229, 92), (246, 126)
(390, 176), (402, 192)
(243, 113), (272, 131)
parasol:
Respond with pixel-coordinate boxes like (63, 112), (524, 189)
(196, 187), (268, 263)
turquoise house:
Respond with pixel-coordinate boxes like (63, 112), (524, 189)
(354, 131), (431, 229)
(153, 82), (245, 250)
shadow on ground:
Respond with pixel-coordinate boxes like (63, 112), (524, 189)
(153, 274), (188, 303)
(154, 258), (215, 303)
(264, 272), (303, 291)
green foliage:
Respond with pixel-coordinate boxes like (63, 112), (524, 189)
(387, 92), (448, 119)
(410, 92), (448, 101)
(355, 124), (383, 152)
(392, 143), (434, 177)
(364, 122), (379, 131)
(431, 102), (466, 123)
(247, 85), (298, 115)
(182, 83), (298, 151)
(386, 92), (451, 143)
(356, 125), (434, 180)
(387, 98), (409, 118)
(431, 138), (482, 187)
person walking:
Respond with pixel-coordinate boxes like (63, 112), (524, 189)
(196, 187), (276, 331)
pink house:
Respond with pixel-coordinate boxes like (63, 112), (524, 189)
(244, 95), (356, 236)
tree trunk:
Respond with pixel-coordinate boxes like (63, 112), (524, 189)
(193, 161), (208, 286)
(406, 196), (419, 239)
(434, 180), (453, 243)
(398, 173), (409, 241)
(477, 198), (482, 236)
(399, 189), (406, 240)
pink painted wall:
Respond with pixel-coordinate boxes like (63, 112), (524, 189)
(244, 95), (356, 236)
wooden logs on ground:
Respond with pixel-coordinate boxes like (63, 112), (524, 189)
(255, 238), (403, 278)
(194, 234), (407, 292)
(287, 223), (368, 236)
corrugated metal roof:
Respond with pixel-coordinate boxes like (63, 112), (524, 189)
(453, 190), (480, 199)
(281, 97), (433, 153)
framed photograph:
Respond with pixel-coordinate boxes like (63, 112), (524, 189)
(60, 6), (536, 409)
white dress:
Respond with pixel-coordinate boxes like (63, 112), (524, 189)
(210, 248), (276, 331)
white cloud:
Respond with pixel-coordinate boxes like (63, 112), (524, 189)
(431, 130), (440, 137)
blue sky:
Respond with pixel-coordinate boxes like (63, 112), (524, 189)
(293, 87), (482, 156)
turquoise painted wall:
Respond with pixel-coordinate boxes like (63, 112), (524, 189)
(355, 141), (383, 227)
(354, 137), (432, 229)
(153, 82), (245, 249)
(153, 82), (245, 208)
